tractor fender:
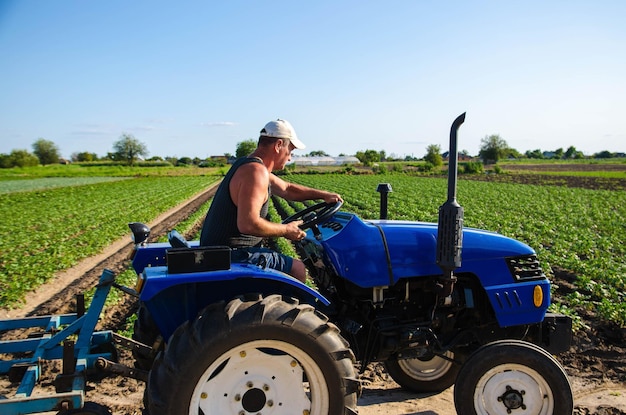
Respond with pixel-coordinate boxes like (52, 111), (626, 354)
(140, 263), (330, 341)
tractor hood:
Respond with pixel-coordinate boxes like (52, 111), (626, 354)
(318, 214), (536, 288)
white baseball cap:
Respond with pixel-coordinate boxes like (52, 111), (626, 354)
(260, 119), (306, 149)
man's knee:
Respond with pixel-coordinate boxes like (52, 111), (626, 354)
(290, 259), (307, 283)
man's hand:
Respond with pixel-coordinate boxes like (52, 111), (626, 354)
(284, 220), (307, 241)
(323, 192), (343, 204)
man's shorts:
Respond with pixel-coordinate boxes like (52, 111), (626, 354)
(231, 247), (293, 274)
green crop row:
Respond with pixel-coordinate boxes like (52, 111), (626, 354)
(285, 174), (626, 327)
(0, 176), (219, 308)
(0, 177), (131, 194)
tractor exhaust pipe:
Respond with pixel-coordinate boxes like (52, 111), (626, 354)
(376, 183), (393, 219)
(435, 112), (466, 297)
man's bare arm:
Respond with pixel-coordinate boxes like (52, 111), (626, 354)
(232, 163), (306, 240)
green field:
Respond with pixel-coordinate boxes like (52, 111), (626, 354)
(1, 164), (624, 328)
(0, 175), (219, 307)
(286, 174), (626, 327)
(0, 177), (130, 194)
(0, 163), (227, 179)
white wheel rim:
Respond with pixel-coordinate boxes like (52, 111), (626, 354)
(189, 339), (329, 415)
(474, 363), (554, 415)
(398, 351), (454, 381)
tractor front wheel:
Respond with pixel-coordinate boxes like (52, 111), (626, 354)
(147, 294), (360, 415)
(454, 340), (573, 415)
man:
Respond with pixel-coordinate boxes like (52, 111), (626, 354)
(199, 119), (342, 282)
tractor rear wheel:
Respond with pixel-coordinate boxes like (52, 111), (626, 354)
(454, 339), (573, 415)
(385, 349), (460, 393)
(131, 304), (162, 370)
(147, 294), (360, 415)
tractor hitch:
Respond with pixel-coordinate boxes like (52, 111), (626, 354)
(96, 357), (149, 382)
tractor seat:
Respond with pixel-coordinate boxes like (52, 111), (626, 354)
(168, 229), (190, 248)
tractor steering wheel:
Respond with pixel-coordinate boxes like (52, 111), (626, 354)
(282, 200), (343, 230)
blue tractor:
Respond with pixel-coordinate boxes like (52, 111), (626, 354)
(129, 114), (573, 414)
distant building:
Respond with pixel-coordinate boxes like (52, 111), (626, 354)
(289, 156), (360, 166)
(442, 152), (474, 161)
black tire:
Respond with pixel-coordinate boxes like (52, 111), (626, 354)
(56, 402), (112, 415)
(454, 340), (573, 415)
(385, 349), (460, 393)
(147, 294), (360, 415)
(132, 304), (162, 370)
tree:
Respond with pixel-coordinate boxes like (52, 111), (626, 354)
(177, 157), (193, 166)
(236, 139), (257, 158)
(594, 150), (614, 159)
(113, 133), (148, 166)
(355, 149), (381, 166)
(3, 149), (40, 168)
(479, 134), (509, 163)
(306, 150), (330, 157)
(32, 138), (60, 165)
(564, 146), (584, 159)
(553, 148), (564, 159)
(164, 156), (178, 165)
(71, 151), (98, 162)
(424, 144), (443, 167)
(525, 149), (544, 159)
(103, 151), (121, 161)
(505, 148), (523, 159)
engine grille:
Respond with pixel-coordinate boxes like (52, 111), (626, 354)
(506, 254), (545, 281)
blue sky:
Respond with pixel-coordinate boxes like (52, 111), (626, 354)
(1, 1), (624, 160)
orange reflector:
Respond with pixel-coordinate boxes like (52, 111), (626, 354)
(533, 285), (543, 307)
(134, 274), (145, 294)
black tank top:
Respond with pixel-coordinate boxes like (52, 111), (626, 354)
(199, 157), (270, 248)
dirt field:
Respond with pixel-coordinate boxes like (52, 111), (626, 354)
(1, 178), (625, 414)
(498, 163), (626, 172)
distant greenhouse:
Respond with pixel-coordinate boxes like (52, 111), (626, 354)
(289, 156), (360, 166)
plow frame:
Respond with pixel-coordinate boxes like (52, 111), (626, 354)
(0, 269), (121, 415)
